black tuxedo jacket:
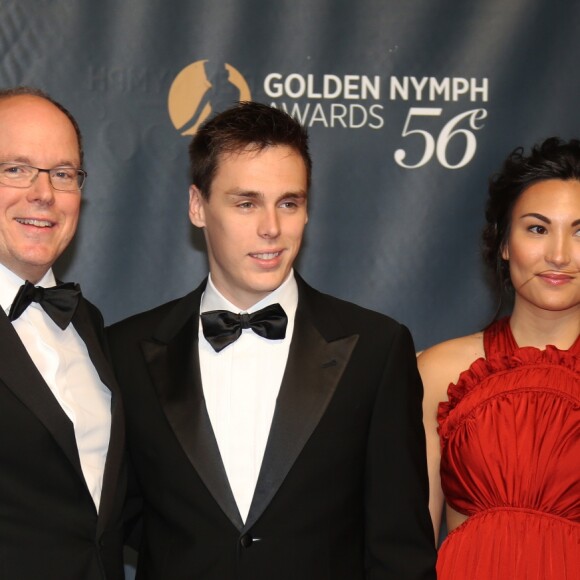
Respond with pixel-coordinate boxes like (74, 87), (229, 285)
(0, 298), (126, 580)
(108, 276), (436, 579)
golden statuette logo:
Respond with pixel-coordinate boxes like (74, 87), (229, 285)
(168, 60), (251, 136)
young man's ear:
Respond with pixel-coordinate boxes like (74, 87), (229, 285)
(189, 185), (206, 228)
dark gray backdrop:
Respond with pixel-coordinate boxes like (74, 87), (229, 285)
(3, 0), (580, 350)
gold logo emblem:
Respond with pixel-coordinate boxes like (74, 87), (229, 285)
(168, 60), (251, 136)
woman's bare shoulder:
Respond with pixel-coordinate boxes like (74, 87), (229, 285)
(418, 332), (485, 399)
(419, 332), (484, 365)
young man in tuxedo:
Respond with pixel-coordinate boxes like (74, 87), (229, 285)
(0, 87), (125, 579)
(108, 102), (436, 579)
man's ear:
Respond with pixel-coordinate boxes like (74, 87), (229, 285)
(189, 185), (206, 227)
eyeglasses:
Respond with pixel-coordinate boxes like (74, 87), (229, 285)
(0, 162), (87, 191)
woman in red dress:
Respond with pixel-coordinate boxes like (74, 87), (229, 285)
(418, 138), (580, 579)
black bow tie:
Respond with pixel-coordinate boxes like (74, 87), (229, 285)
(8, 281), (81, 330)
(200, 303), (288, 353)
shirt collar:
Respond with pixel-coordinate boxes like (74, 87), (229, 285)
(201, 270), (298, 319)
(0, 264), (56, 315)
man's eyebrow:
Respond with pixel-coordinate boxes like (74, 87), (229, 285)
(225, 190), (307, 200)
(54, 160), (81, 167)
(226, 190), (262, 198)
(0, 156), (32, 165)
(0, 156), (80, 167)
(274, 191), (308, 203)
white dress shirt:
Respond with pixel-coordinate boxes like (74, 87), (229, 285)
(198, 271), (298, 522)
(0, 264), (111, 512)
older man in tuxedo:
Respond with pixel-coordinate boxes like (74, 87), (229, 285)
(108, 102), (436, 579)
(0, 87), (125, 579)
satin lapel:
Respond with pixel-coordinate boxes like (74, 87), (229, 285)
(71, 300), (125, 533)
(141, 291), (243, 530)
(0, 311), (84, 482)
(245, 294), (359, 529)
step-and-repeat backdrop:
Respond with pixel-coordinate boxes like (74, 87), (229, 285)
(3, 0), (579, 351)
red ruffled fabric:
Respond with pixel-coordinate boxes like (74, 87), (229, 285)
(436, 318), (580, 579)
(438, 344), (579, 444)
